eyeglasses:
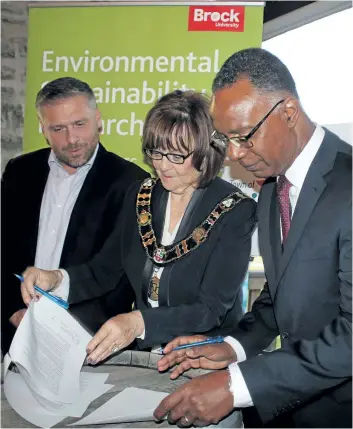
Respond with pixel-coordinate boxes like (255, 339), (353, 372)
(144, 148), (194, 165)
(211, 99), (285, 149)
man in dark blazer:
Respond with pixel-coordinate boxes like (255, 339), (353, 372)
(154, 48), (352, 428)
(1, 77), (148, 354)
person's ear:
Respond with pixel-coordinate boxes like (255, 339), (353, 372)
(96, 109), (102, 133)
(283, 98), (300, 128)
(38, 118), (46, 136)
(36, 110), (44, 133)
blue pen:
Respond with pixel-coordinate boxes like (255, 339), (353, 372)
(158, 336), (224, 354)
(14, 274), (69, 310)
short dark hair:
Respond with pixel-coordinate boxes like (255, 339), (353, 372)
(212, 48), (299, 98)
(142, 90), (226, 188)
(35, 77), (96, 110)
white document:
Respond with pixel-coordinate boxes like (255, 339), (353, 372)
(33, 372), (113, 417)
(8, 297), (92, 410)
(4, 369), (114, 428)
(3, 296), (112, 428)
(66, 372), (112, 417)
(4, 369), (68, 428)
(69, 387), (169, 426)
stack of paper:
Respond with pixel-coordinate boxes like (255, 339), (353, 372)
(4, 365), (114, 428)
(3, 297), (113, 428)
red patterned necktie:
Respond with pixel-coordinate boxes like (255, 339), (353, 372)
(277, 175), (292, 243)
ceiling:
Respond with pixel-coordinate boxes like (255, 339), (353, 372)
(263, 1), (315, 23)
(28, 0), (351, 29)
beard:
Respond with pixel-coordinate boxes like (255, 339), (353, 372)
(46, 132), (99, 169)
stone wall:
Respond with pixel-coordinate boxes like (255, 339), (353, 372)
(1, 2), (28, 171)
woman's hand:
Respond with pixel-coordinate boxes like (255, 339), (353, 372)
(86, 311), (145, 364)
(20, 267), (63, 306)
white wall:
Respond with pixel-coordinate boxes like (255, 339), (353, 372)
(324, 123), (353, 145)
(263, 7), (353, 146)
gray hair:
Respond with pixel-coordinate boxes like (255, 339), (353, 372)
(35, 77), (96, 110)
(212, 48), (299, 99)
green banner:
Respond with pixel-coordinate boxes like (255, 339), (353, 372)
(24, 4), (264, 169)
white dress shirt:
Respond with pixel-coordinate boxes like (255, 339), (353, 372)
(35, 144), (99, 300)
(227, 125), (325, 408)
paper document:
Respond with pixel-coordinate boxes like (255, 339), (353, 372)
(4, 369), (113, 428)
(8, 297), (92, 410)
(3, 297), (112, 428)
(69, 387), (169, 426)
(4, 369), (68, 428)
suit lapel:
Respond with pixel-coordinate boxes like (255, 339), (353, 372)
(60, 145), (107, 262)
(27, 151), (51, 262)
(177, 179), (229, 235)
(158, 186), (206, 307)
(173, 187), (206, 243)
(140, 181), (168, 306)
(275, 134), (336, 289)
(258, 178), (278, 290)
(277, 174), (326, 286)
(151, 181), (169, 243)
(270, 187), (282, 281)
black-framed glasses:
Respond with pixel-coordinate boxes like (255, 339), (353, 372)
(211, 99), (285, 149)
(144, 148), (194, 165)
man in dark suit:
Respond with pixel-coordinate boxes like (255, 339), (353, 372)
(1, 77), (148, 354)
(154, 48), (352, 428)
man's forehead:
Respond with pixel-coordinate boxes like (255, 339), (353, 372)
(40, 97), (94, 120)
(213, 80), (258, 109)
(211, 82), (268, 133)
(45, 95), (89, 109)
(212, 82), (268, 124)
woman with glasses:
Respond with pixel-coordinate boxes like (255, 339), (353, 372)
(20, 90), (257, 364)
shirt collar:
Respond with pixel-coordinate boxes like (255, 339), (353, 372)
(48, 143), (100, 172)
(284, 125), (325, 191)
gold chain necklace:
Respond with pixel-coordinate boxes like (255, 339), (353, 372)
(136, 178), (249, 266)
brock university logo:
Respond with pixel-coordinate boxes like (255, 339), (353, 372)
(188, 6), (245, 32)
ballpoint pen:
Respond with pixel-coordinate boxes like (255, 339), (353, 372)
(14, 273), (69, 310)
(158, 335), (224, 354)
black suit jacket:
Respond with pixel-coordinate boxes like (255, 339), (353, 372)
(232, 129), (352, 427)
(1, 144), (149, 353)
(65, 177), (257, 348)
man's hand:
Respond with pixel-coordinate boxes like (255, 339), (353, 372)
(9, 309), (27, 327)
(154, 370), (234, 427)
(21, 267), (63, 306)
(86, 311), (145, 365)
(157, 335), (237, 379)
